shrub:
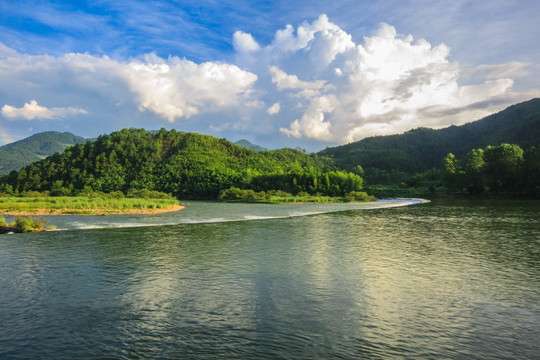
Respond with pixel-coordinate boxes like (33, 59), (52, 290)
(345, 191), (377, 202)
(14, 216), (49, 233)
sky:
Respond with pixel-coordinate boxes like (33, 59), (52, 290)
(1, 0), (539, 151)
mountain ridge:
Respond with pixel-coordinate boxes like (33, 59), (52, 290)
(0, 131), (87, 175)
(318, 98), (540, 173)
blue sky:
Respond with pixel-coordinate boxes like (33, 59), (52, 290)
(1, 0), (539, 150)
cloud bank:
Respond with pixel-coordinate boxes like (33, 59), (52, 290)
(250, 15), (538, 142)
(0, 14), (537, 147)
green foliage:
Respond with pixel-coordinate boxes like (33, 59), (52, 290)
(344, 191), (376, 202)
(319, 98), (540, 174)
(219, 187), (375, 203)
(441, 153), (466, 192)
(0, 196), (179, 214)
(523, 146), (540, 196)
(219, 187), (269, 201)
(0, 131), (86, 175)
(14, 216), (49, 233)
(434, 143), (538, 196)
(483, 143), (524, 193)
(0, 215), (6, 227)
(2, 128), (366, 200)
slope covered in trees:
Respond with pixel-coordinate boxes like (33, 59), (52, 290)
(234, 139), (266, 151)
(319, 98), (540, 177)
(1, 128), (366, 200)
(0, 131), (87, 175)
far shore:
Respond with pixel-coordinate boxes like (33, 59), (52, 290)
(1, 204), (185, 216)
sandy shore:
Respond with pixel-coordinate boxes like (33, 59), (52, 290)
(1, 204), (185, 216)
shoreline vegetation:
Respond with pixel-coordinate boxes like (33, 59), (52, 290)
(218, 187), (377, 203)
(0, 196), (183, 216)
(1, 215), (56, 233)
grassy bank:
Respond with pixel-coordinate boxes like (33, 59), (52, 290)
(0, 215), (56, 233)
(0, 196), (182, 215)
(218, 187), (377, 204)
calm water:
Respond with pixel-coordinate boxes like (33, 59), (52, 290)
(0, 199), (538, 359)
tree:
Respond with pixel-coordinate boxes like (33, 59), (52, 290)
(465, 148), (485, 193)
(523, 146), (540, 196)
(483, 144), (524, 193)
(441, 153), (464, 192)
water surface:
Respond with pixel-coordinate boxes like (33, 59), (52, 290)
(0, 199), (538, 359)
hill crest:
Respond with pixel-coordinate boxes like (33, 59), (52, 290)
(318, 98), (540, 173)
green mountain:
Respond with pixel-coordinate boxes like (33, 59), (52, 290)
(0, 131), (87, 175)
(318, 98), (540, 174)
(234, 139), (266, 151)
(2, 128), (365, 199)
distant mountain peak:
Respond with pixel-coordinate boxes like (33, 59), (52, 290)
(0, 131), (86, 175)
(234, 139), (266, 151)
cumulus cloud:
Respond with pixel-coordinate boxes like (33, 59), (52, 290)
(239, 15), (538, 143)
(127, 55), (258, 122)
(233, 31), (260, 52)
(0, 44), (258, 127)
(280, 95), (335, 141)
(270, 66), (325, 92)
(2, 100), (87, 120)
(1, 13), (538, 147)
(267, 102), (280, 115)
(271, 14), (354, 69)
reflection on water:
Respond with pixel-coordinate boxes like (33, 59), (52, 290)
(0, 199), (538, 359)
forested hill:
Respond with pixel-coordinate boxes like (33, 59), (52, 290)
(0, 131), (86, 175)
(1, 128), (368, 199)
(318, 98), (540, 173)
(234, 139), (266, 151)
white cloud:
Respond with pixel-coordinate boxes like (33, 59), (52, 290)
(233, 31), (260, 52)
(1, 12), (539, 147)
(2, 100), (87, 120)
(269, 66), (325, 92)
(280, 95), (335, 141)
(259, 16), (537, 142)
(127, 57), (258, 122)
(0, 43), (258, 126)
(271, 14), (354, 66)
(267, 102), (280, 115)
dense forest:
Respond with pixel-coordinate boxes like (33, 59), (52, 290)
(0, 128), (365, 200)
(439, 143), (540, 196)
(0, 131), (86, 175)
(319, 98), (540, 184)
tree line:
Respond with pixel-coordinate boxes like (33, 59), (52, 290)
(0, 128), (366, 199)
(440, 143), (539, 196)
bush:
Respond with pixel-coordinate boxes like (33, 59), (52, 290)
(50, 187), (71, 196)
(345, 191), (377, 202)
(127, 189), (175, 200)
(14, 216), (49, 233)
(219, 187), (268, 201)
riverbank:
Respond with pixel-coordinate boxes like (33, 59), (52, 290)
(1, 204), (185, 216)
(0, 196), (184, 216)
(219, 188), (377, 204)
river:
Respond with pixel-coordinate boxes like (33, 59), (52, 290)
(0, 199), (538, 359)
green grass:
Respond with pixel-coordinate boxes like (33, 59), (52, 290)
(0, 215), (56, 233)
(0, 196), (179, 215)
